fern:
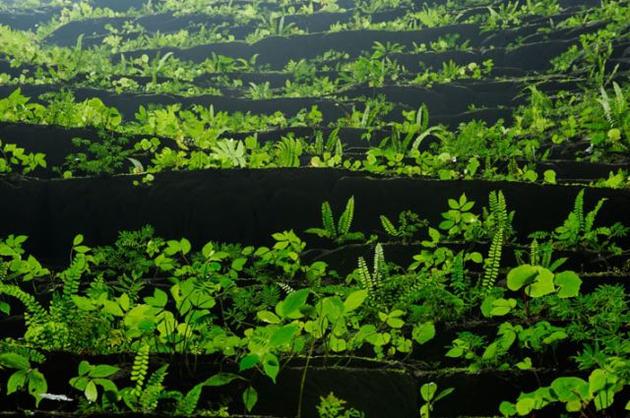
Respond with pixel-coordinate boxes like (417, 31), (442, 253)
(357, 244), (385, 302)
(141, 364), (169, 412)
(373, 243), (385, 289)
(0, 284), (46, 323)
(584, 197), (607, 233)
(337, 196), (355, 236)
(481, 228), (503, 293)
(380, 215), (400, 237)
(277, 282), (296, 294)
(322, 201), (336, 237)
(357, 257), (373, 294)
(574, 189), (585, 231)
(176, 382), (205, 416)
(131, 344), (150, 396)
(306, 197), (363, 243)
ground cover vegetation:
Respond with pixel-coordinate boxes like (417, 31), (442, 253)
(0, 0), (629, 417)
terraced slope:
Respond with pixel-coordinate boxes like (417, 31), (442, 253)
(0, 0), (629, 417)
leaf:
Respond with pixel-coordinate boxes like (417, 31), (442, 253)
(420, 382), (437, 402)
(554, 271), (581, 298)
(242, 386), (258, 412)
(275, 289), (309, 319)
(73, 234), (84, 246)
(90, 365), (119, 378)
(28, 369), (47, 406)
(412, 322), (435, 344)
(270, 324), (299, 347)
(343, 289), (368, 312)
(263, 354), (280, 383)
(490, 298), (517, 316)
(239, 354), (260, 371)
(0, 353), (30, 370)
(85, 380), (98, 402)
(72, 295), (97, 311)
(507, 265), (555, 298)
(257, 311), (281, 324)
(434, 387), (454, 402)
(506, 264), (538, 291)
(550, 377), (589, 402)
(499, 401), (517, 417)
(7, 370), (26, 394)
(204, 373), (242, 387)
(144, 288), (168, 308)
(527, 269), (555, 298)
(588, 369), (607, 393)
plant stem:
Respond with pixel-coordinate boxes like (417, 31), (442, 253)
(296, 339), (315, 418)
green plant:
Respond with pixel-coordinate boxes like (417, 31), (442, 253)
(419, 382), (454, 418)
(0, 351), (47, 406)
(380, 210), (427, 243)
(0, 140), (46, 175)
(317, 392), (364, 418)
(438, 193), (479, 239)
(500, 358), (629, 416)
(70, 361), (119, 403)
(306, 197), (365, 244)
(531, 189), (628, 253)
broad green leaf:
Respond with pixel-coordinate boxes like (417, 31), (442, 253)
(412, 322), (435, 344)
(239, 354), (260, 371)
(205, 373), (242, 387)
(84, 380), (98, 402)
(90, 365), (119, 378)
(550, 377), (589, 402)
(507, 265), (538, 291)
(257, 310), (281, 324)
(490, 298), (517, 316)
(420, 382), (437, 402)
(262, 354), (280, 383)
(243, 386), (258, 412)
(0, 353), (30, 370)
(7, 370), (26, 394)
(144, 288), (168, 308)
(275, 289), (309, 319)
(343, 289), (368, 312)
(270, 324), (299, 347)
(28, 369), (47, 406)
(554, 271), (581, 298)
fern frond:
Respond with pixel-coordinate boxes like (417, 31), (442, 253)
(131, 344), (150, 396)
(277, 282), (295, 294)
(0, 284), (46, 323)
(176, 382), (204, 416)
(380, 215), (400, 237)
(145, 364), (168, 388)
(584, 197), (607, 233)
(337, 196), (355, 236)
(573, 190), (585, 231)
(357, 257), (372, 293)
(373, 243), (385, 289)
(481, 228), (503, 293)
(141, 364), (168, 412)
(321, 201), (336, 237)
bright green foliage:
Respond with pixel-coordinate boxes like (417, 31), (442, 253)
(69, 360), (119, 403)
(317, 392), (364, 418)
(419, 382), (454, 418)
(0, 352), (47, 406)
(307, 196), (365, 244)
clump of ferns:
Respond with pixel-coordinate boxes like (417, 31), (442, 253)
(0, 240), (111, 352)
(478, 191), (511, 298)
